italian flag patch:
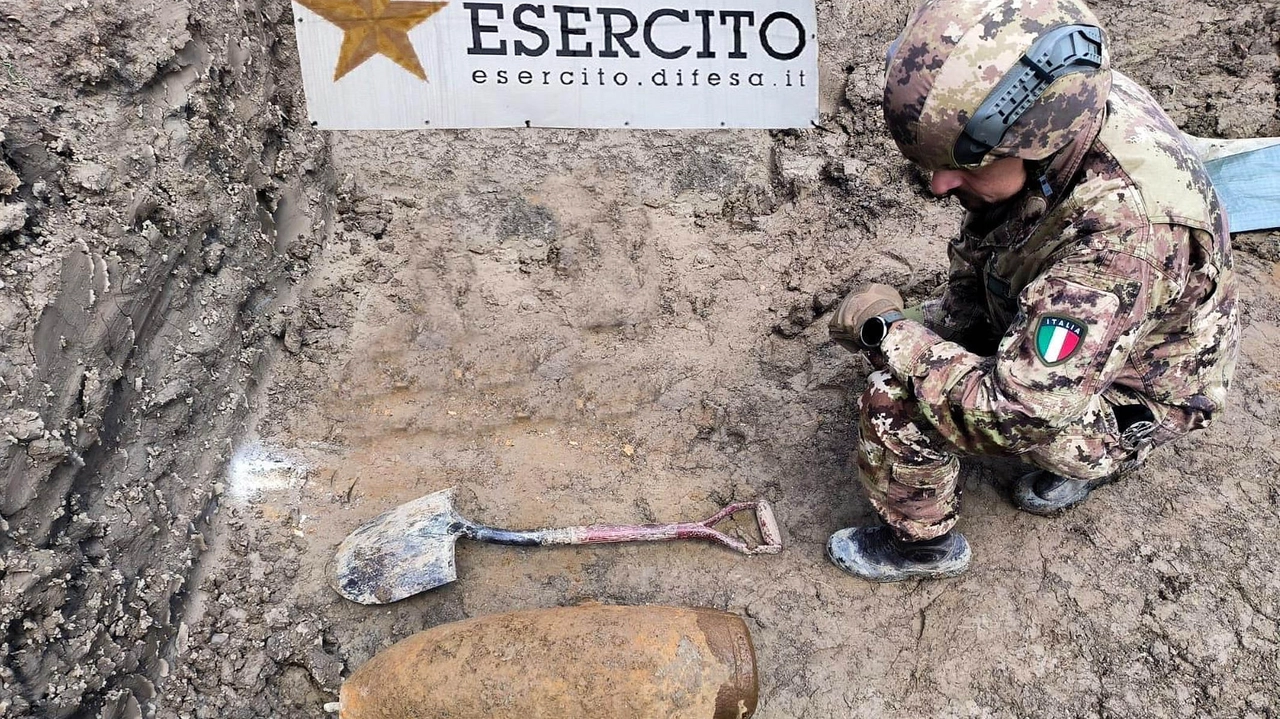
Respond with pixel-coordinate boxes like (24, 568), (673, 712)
(1035, 315), (1086, 365)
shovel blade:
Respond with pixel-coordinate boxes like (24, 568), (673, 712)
(332, 488), (466, 604)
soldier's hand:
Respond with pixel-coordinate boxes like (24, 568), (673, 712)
(829, 284), (905, 352)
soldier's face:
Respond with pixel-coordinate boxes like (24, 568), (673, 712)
(929, 158), (1028, 211)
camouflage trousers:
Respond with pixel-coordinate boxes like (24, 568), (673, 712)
(858, 370), (1167, 541)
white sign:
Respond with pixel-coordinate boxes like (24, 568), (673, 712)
(291, 0), (818, 129)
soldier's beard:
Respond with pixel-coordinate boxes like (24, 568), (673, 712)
(957, 190), (993, 212)
(949, 189), (997, 212)
(950, 183), (1029, 213)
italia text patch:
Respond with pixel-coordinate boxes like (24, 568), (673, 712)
(1035, 315), (1086, 366)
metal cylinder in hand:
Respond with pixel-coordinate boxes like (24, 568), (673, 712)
(338, 604), (758, 719)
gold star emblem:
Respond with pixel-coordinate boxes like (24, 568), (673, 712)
(296, 0), (448, 81)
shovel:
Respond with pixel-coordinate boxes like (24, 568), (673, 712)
(332, 488), (782, 604)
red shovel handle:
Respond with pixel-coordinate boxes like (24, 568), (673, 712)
(520, 500), (784, 555)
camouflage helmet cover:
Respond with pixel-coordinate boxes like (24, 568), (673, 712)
(884, 0), (1113, 170)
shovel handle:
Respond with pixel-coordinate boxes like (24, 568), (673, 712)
(466, 501), (783, 555)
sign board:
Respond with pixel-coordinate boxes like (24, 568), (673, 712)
(291, 0), (818, 129)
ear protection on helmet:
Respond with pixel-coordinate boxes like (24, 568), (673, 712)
(954, 25), (1105, 166)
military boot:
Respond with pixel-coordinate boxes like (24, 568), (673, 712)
(826, 525), (971, 582)
(1015, 404), (1156, 516)
(1012, 470), (1112, 516)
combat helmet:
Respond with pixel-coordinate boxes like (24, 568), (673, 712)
(883, 0), (1113, 171)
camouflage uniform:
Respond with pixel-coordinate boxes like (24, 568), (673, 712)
(863, 1), (1240, 541)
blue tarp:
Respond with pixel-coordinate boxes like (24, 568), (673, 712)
(1202, 143), (1280, 234)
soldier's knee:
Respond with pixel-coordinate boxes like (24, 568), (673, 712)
(858, 370), (917, 449)
(859, 370), (912, 417)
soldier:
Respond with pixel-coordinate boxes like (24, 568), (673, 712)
(826, 0), (1240, 582)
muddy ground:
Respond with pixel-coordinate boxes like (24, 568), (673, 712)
(1, 0), (1278, 717)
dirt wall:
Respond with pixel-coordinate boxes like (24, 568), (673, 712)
(0, 0), (331, 715)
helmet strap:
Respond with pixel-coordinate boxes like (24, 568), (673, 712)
(1037, 171), (1055, 199)
(1031, 109), (1105, 204)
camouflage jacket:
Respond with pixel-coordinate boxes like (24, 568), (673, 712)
(881, 72), (1240, 454)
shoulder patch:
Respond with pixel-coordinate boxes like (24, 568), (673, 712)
(1035, 315), (1087, 366)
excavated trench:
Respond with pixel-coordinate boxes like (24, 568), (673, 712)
(1, 0), (1278, 717)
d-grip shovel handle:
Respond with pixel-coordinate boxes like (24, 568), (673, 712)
(462, 501), (783, 555)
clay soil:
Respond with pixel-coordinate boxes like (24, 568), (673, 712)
(2, 0), (1279, 717)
